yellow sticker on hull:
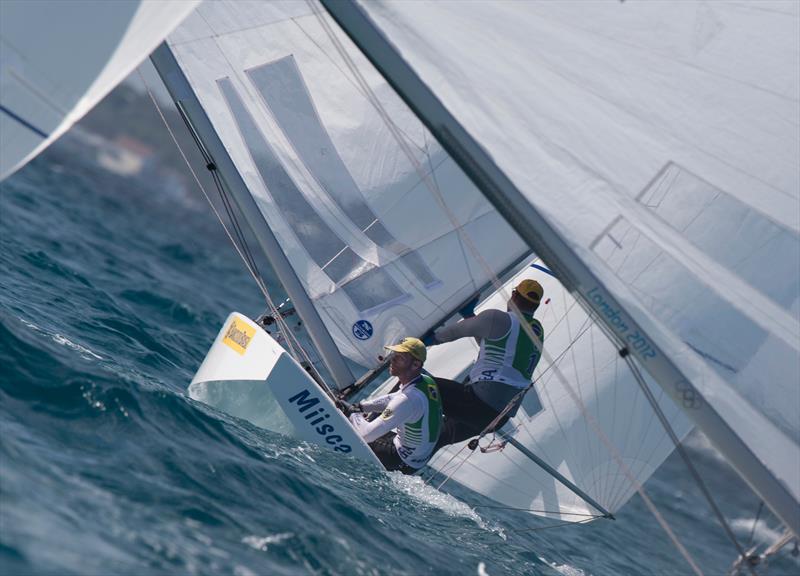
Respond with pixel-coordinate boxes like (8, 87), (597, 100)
(222, 316), (255, 355)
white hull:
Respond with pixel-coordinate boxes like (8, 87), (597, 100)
(188, 313), (380, 467)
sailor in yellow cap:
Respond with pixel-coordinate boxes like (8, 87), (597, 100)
(429, 278), (545, 451)
(343, 337), (442, 473)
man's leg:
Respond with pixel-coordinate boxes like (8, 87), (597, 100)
(436, 417), (484, 450)
(368, 433), (416, 474)
(435, 378), (479, 448)
(435, 378), (475, 417)
(434, 378), (500, 451)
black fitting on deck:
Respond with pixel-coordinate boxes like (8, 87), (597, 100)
(618, 347), (630, 358)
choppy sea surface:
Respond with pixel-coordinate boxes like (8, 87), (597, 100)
(1, 143), (797, 576)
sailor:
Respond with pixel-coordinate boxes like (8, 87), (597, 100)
(341, 337), (442, 474)
(429, 279), (545, 450)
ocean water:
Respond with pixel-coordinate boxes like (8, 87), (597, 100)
(1, 144), (796, 576)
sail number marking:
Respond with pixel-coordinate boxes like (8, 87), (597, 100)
(288, 389), (352, 453)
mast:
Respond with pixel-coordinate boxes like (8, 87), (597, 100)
(321, 0), (799, 536)
(150, 43), (355, 390)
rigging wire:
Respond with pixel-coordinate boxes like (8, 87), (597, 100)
(135, 68), (327, 384)
(746, 502), (764, 550)
(617, 336), (753, 570)
(307, 3), (709, 571)
(136, 70), (270, 302)
(211, 166), (261, 280)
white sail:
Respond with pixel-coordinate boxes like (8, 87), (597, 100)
(158, 0), (527, 376)
(326, 0), (800, 533)
(0, 0), (199, 180)
(425, 263), (694, 521)
(155, 0), (796, 530)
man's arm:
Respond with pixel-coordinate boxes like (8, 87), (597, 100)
(359, 393), (392, 414)
(349, 393), (420, 443)
(433, 308), (511, 344)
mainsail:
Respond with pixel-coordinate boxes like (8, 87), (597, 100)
(323, 0), (800, 534)
(153, 0), (527, 382)
(0, 0), (199, 180)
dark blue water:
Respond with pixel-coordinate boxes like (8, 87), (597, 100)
(1, 142), (796, 576)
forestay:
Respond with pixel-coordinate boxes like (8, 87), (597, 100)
(329, 0), (800, 532)
(160, 0), (526, 377)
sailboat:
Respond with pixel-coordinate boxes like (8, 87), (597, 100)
(151, 1), (799, 569)
(4, 0), (796, 572)
(319, 0), (800, 547)
(147, 1), (799, 567)
(152, 0), (697, 526)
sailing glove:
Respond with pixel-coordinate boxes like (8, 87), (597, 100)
(336, 399), (362, 416)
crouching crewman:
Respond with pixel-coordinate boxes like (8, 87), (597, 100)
(341, 337), (442, 474)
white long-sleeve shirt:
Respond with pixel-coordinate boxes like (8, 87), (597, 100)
(349, 379), (426, 443)
(349, 374), (441, 469)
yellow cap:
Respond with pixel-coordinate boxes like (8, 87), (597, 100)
(384, 337), (427, 362)
(515, 279), (543, 304)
